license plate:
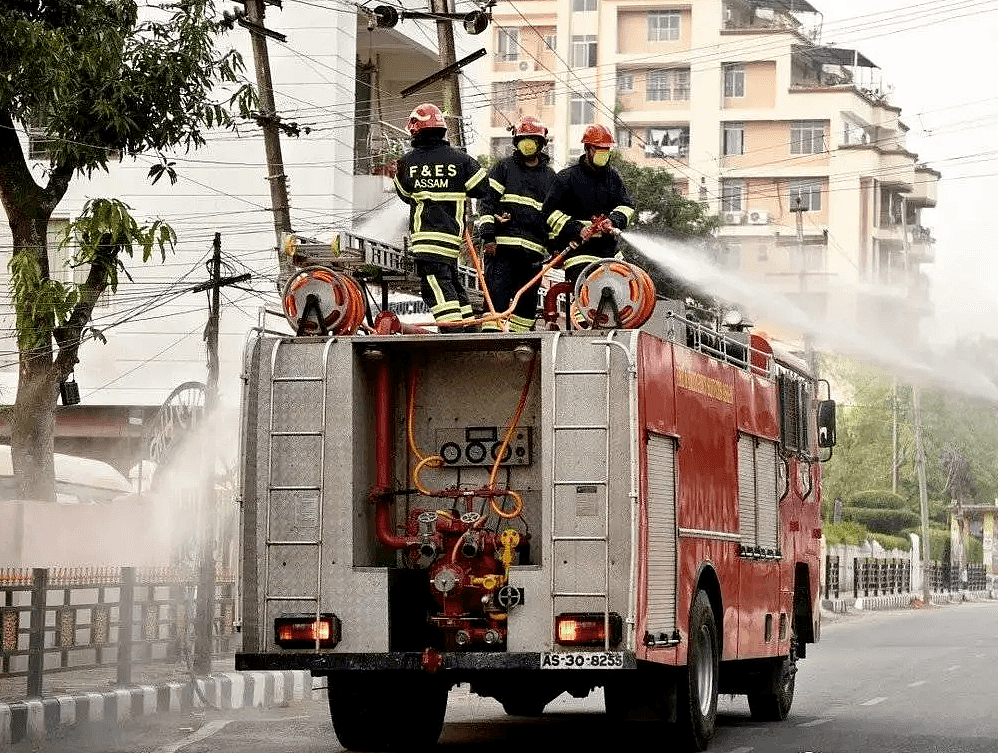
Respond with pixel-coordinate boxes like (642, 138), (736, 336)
(540, 651), (624, 669)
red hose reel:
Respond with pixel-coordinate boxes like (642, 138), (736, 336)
(282, 266), (365, 335)
(573, 259), (657, 329)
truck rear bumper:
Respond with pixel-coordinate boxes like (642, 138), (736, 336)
(236, 650), (638, 673)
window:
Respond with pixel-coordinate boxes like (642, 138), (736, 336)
(777, 374), (813, 456)
(648, 10), (680, 41)
(788, 179), (821, 211)
(497, 29), (519, 62)
(724, 65), (745, 98)
(573, 0), (597, 11)
(645, 127), (689, 159)
(790, 121), (826, 154)
(571, 35), (597, 68)
(617, 72), (634, 92)
(544, 34), (557, 52)
(723, 123), (744, 156)
(616, 129), (633, 148)
(646, 69), (690, 101)
(542, 85), (555, 107)
(721, 179), (744, 212)
(492, 82), (517, 111)
(570, 95), (596, 125)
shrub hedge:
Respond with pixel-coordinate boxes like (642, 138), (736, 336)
(847, 490), (907, 510)
(842, 507), (920, 534)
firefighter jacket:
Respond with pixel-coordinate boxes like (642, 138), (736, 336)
(478, 151), (557, 261)
(394, 133), (489, 262)
(543, 157), (636, 263)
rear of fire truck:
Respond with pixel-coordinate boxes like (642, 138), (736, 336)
(236, 321), (647, 750)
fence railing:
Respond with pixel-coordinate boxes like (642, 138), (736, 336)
(824, 555), (840, 599)
(1, 566), (236, 698)
(852, 557), (911, 598)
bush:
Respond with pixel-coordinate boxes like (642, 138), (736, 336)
(901, 527), (950, 560)
(842, 507), (920, 535)
(847, 490), (907, 510)
(823, 521), (874, 547)
(869, 533), (911, 552)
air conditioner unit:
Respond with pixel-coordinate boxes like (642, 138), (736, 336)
(722, 211), (745, 225)
(518, 61), (530, 71)
(747, 209), (769, 225)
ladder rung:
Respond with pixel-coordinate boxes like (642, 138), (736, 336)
(267, 540), (321, 546)
(552, 535), (608, 542)
(553, 480), (606, 486)
(554, 424), (607, 431)
(266, 596), (319, 602)
(555, 369), (609, 376)
(269, 485), (322, 492)
(552, 592), (610, 599)
(270, 431), (323, 437)
(273, 376), (324, 382)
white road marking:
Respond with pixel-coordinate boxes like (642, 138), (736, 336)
(797, 718), (832, 727)
(728, 747), (754, 753)
(153, 720), (231, 753)
(907, 680), (927, 687)
(861, 697), (887, 706)
(945, 665), (961, 672)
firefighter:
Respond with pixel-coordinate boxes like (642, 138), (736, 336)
(542, 123), (636, 287)
(478, 116), (557, 332)
(394, 102), (489, 329)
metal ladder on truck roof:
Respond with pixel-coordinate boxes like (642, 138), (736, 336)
(264, 337), (333, 649)
(550, 332), (616, 652)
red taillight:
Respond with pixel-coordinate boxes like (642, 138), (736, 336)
(274, 614), (340, 648)
(555, 613), (622, 646)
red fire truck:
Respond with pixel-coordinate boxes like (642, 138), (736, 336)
(235, 262), (835, 751)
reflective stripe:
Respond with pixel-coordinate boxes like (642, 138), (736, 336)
(412, 231), (461, 245)
(477, 215), (496, 227)
(509, 314), (534, 332)
(411, 191), (467, 201)
(612, 205), (635, 222)
(435, 311), (464, 322)
(393, 176), (411, 199)
(564, 254), (600, 270)
(460, 304), (473, 318)
(481, 321), (502, 332)
(489, 178), (505, 193)
(413, 201), (425, 233)
(466, 167), (488, 191)
(502, 194), (543, 211)
(426, 275), (448, 309)
(496, 236), (547, 255)
(548, 209), (570, 235)
(430, 300), (461, 315)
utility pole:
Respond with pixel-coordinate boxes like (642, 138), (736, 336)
(244, 0), (295, 286)
(891, 377), (899, 494)
(430, 0), (464, 148)
(912, 385), (932, 604)
(192, 234), (251, 674)
(791, 196), (818, 376)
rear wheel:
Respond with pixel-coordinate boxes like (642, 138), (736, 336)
(328, 675), (448, 751)
(677, 590), (719, 751)
(748, 636), (797, 721)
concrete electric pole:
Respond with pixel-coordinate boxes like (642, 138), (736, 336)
(912, 385), (932, 604)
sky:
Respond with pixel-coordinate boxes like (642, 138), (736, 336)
(816, 0), (997, 345)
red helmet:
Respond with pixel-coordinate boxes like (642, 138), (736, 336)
(407, 103), (446, 135)
(513, 116), (548, 143)
(581, 124), (615, 148)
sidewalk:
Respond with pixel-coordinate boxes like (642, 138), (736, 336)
(0, 657), (313, 746)
(822, 588), (997, 614)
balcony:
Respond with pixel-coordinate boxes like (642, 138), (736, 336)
(909, 226), (935, 264)
(909, 167), (940, 207)
(722, 0), (819, 39)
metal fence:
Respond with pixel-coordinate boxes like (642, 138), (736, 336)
(852, 557), (911, 598)
(925, 562), (988, 592)
(824, 555), (841, 599)
(1, 566), (236, 698)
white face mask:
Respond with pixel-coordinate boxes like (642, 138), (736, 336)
(591, 149), (611, 167)
(517, 138), (539, 157)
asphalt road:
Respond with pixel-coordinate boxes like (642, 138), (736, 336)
(20, 601), (998, 753)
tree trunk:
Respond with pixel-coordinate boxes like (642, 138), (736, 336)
(11, 354), (59, 502)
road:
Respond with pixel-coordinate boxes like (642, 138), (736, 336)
(19, 601), (998, 753)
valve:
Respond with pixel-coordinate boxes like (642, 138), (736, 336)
(579, 214), (616, 243)
(499, 529), (520, 572)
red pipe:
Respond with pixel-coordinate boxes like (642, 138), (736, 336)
(372, 359), (420, 549)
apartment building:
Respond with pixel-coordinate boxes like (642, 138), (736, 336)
(476, 0), (939, 344)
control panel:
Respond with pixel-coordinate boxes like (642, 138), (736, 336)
(434, 426), (533, 468)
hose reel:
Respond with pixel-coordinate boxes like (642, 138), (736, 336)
(574, 260), (657, 329)
(282, 266), (365, 335)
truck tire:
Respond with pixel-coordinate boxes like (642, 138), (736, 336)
(747, 637), (796, 721)
(677, 590), (719, 751)
(328, 676), (448, 751)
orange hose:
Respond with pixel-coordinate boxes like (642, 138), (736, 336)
(463, 229), (505, 330)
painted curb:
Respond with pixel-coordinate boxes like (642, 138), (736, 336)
(0, 670), (310, 747)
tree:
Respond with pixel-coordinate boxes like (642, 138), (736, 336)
(0, 0), (255, 500)
(611, 156), (720, 300)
